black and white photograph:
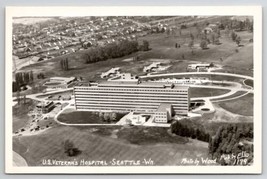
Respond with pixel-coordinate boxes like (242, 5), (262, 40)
(5, 6), (262, 174)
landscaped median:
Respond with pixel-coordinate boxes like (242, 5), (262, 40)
(57, 110), (126, 125)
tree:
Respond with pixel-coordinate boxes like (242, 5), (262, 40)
(211, 33), (216, 44)
(188, 40), (194, 48)
(200, 40), (208, 50)
(236, 36), (241, 46)
(13, 81), (19, 92)
(30, 70), (34, 82)
(111, 113), (117, 121)
(103, 113), (110, 122)
(231, 31), (237, 41)
(23, 95), (26, 104)
(63, 140), (76, 157)
(142, 40), (149, 51)
(16, 90), (20, 105)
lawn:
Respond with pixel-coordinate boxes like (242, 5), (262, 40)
(190, 87), (230, 98)
(244, 79), (253, 88)
(13, 125), (209, 166)
(210, 91), (247, 101)
(57, 111), (126, 124)
(218, 93), (253, 116)
(117, 126), (188, 145)
(13, 98), (37, 133)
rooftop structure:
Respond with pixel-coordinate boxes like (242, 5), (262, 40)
(36, 101), (55, 114)
(143, 62), (161, 72)
(101, 67), (120, 78)
(44, 77), (76, 89)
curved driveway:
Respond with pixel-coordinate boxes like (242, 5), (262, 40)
(140, 72), (253, 80)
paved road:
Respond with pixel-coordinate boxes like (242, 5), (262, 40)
(140, 72), (253, 80)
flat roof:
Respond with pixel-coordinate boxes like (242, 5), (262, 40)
(156, 103), (172, 112)
(50, 77), (75, 81)
(76, 81), (189, 89)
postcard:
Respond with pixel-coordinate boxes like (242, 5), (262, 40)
(5, 6), (262, 174)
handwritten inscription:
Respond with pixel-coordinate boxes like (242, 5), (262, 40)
(180, 151), (251, 166)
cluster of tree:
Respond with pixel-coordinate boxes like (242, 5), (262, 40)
(171, 120), (211, 142)
(230, 31), (242, 47)
(60, 58), (69, 71)
(210, 32), (221, 45)
(13, 71), (34, 92)
(62, 139), (81, 157)
(200, 40), (208, 50)
(139, 40), (150, 51)
(208, 123), (253, 165)
(37, 73), (45, 79)
(98, 112), (119, 122)
(220, 18), (253, 32)
(82, 40), (139, 64)
(15, 71), (34, 86)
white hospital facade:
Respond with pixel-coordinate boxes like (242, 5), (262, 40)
(73, 79), (190, 123)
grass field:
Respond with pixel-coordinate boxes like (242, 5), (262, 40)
(13, 125), (209, 166)
(210, 91), (247, 101)
(117, 126), (188, 145)
(218, 93), (253, 116)
(13, 99), (37, 133)
(244, 79), (254, 88)
(190, 87), (230, 98)
(57, 111), (126, 124)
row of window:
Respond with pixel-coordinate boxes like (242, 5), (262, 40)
(76, 104), (188, 111)
(75, 101), (188, 109)
(74, 93), (188, 99)
(75, 98), (188, 104)
(75, 87), (188, 93)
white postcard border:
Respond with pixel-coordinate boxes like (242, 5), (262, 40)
(5, 6), (262, 174)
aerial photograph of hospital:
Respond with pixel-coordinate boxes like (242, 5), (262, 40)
(12, 15), (254, 167)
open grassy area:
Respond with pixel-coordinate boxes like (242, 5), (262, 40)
(210, 91), (247, 101)
(190, 87), (230, 98)
(13, 125), (209, 166)
(117, 126), (188, 145)
(13, 99), (37, 133)
(244, 79), (253, 88)
(218, 93), (253, 116)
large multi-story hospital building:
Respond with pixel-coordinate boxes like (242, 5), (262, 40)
(73, 78), (190, 122)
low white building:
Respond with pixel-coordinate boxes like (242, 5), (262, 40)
(101, 67), (120, 78)
(143, 62), (161, 72)
(44, 77), (76, 90)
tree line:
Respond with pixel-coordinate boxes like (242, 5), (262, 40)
(171, 120), (211, 142)
(208, 123), (253, 165)
(60, 58), (69, 71)
(98, 112), (125, 123)
(82, 40), (141, 64)
(13, 71), (34, 92)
